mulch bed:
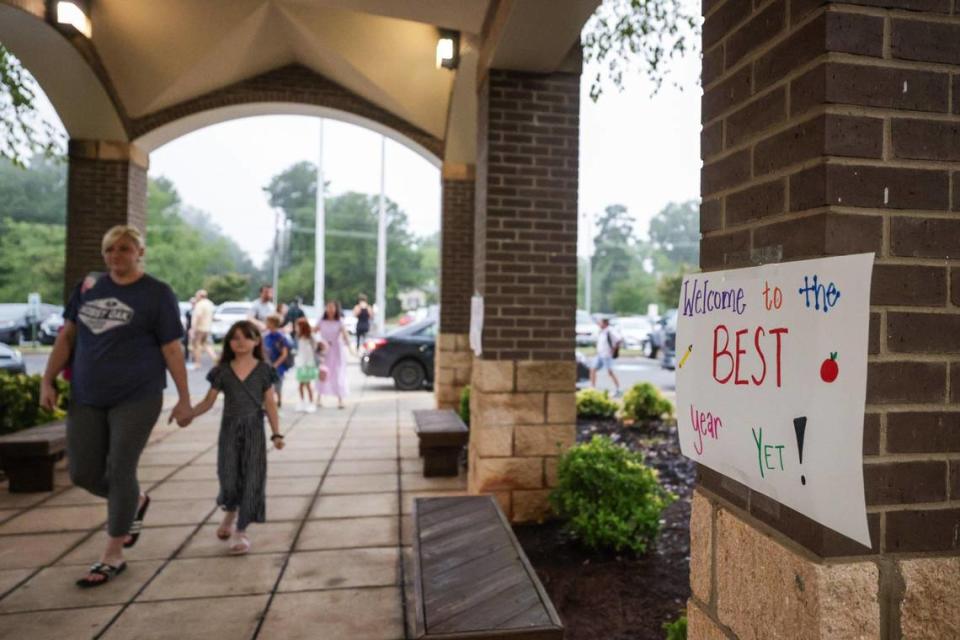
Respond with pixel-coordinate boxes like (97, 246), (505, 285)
(514, 417), (696, 640)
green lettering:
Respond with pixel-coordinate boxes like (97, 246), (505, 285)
(752, 427), (764, 478)
(764, 445), (776, 470)
(775, 445), (786, 470)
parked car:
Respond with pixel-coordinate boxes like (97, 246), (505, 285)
(575, 309), (598, 346)
(211, 301), (254, 342)
(613, 315), (653, 351)
(0, 303), (60, 345)
(0, 343), (25, 374)
(361, 317), (437, 390)
(38, 309), (65, 345)
(644, 309), (677, 359)
(361, 315), (592, 391)
(661, 313), (678, 370)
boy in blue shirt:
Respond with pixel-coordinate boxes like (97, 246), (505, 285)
(263, 314), (291, 408)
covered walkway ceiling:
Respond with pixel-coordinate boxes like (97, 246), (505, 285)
(0, 0), (598, 160)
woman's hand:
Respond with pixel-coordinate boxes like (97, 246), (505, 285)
(39, 379), (58, 412)
(169, 398), (193, 427)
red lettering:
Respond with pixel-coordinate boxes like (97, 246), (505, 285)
(734, 329), (749, 385)
(751, 327), (767, 385)
(769, 327), (788, 387)
(712, 324), (733, 384)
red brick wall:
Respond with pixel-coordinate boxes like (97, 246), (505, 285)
(130, 64), (443, 159)
(700, 0), (960, 557)
(65, 142), (147, 299)
(474, 70), (580, 361)
(440, 176), (476, 334)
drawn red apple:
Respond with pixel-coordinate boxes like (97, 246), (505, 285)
(820, 352), (839, 383)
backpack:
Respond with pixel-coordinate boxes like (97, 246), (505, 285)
(284, 334), (296, 368)
(607, 330), (622, 359)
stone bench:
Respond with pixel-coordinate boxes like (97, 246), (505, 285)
(413, 409), (468, 477)
(411, 495), (563, 639)
(0, 421), (67, 492)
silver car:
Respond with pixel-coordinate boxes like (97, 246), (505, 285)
(211, 301), (254, 342)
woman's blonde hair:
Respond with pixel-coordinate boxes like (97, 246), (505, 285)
(101, 225), (145, 253)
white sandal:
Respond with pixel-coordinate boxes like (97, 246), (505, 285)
(229, 532), (251, 554)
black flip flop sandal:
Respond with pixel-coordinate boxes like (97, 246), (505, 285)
(123, 495), (150, 549)
(76, 562), (127, 588)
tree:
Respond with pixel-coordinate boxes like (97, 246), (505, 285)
(0, 46), (63, 167)
(0, 219), (65, 302)
(656, 269), (688, 310)
(0, 155), (66, 224)
(582, 0), (699, 101)
(263, 162), (431, 316)
(203, 273), (252, 303)
(145, 177), (260, 301)
(648, 200), (700, 270)
(591, 204), (649, 313)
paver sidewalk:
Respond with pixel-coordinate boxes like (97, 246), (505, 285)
(0, 368), (466, 639)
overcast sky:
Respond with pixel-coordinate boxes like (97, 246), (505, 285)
(35, 22), (701, 266)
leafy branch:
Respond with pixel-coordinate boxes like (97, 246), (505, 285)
(0, 45), (64, 167)
(582, 0), (700, 101)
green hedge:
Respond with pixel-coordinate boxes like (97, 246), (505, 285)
(0, 372), (69, 435)
(575, 388), (620, 419)
(621, 382), (673, 423)
(459, 385), (470, 426)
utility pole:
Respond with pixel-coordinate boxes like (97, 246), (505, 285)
(375, 136), (387, 334)
(272, 207), (281, 302)
(314, 119), (326, 307)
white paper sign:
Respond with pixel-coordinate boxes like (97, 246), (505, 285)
(676, 253), (874, 546)
(469, 295), (484, 356)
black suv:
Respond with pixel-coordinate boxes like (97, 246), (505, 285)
(361, 318), (437, 390)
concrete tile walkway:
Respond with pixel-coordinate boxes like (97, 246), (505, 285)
(0, 369), (466, 639)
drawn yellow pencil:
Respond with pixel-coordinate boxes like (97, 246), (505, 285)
(678, 344), (693, 369)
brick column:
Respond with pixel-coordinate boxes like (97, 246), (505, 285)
(435, 164), (476, 410)
(65, 140), (148, 298)
(692, 2), (960, 638)
(468, 69), (579, 522)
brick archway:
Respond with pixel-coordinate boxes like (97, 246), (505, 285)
(129, 64), (443, 162)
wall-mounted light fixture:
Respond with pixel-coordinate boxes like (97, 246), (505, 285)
(436, 29), (459, 70)
(49, 0), (92, 38)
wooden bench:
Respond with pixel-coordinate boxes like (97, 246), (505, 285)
(413, 409), (468, 477)
(412, 496), (563, 639)
(0, 421), (67, 492)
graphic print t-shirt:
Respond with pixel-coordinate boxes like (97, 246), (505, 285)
(65, 274), (183, 407)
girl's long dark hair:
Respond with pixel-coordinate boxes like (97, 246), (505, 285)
(323, 300), (342, 321)
(220, 320), (264, 364)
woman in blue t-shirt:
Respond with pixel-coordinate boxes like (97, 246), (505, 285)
(40, 225), (193, 588)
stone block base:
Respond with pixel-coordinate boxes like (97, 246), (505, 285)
(688, 488), (960, 639)
(434, 333), (472, 410)
(467, 359), (576, 523)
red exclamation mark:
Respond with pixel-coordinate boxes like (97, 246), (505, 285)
(794, 416), (807, 485)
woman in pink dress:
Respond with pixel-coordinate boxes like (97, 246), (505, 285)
(315, 301), (353, 408)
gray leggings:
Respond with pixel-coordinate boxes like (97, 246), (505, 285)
(67, 392), (163, 537)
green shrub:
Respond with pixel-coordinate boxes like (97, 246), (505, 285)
(663, 614), (687, 640)
(0, 372), (69, 435)
(622, 382), (673, 423)
(459, 384), (470, 426)
(576, 388), (620, 419)
(550, 435), (675, 554)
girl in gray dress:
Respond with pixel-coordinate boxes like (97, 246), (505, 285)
(190, 320), (283, 554)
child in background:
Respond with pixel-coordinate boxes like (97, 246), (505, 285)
(315, 339), (329, 406)
(262, 314), (290, 408)
(294, 318), (318, 413)
(189, 320), (284, 554)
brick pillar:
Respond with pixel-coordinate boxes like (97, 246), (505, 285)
(468, 69), (579, 522)
(65, 140), (148, 298)
(692, 2), (960, 638)
(435, 164), (476, 410)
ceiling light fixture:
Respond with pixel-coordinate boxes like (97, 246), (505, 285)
(436, 30), (459, 70)
(55, 1), (92, 38)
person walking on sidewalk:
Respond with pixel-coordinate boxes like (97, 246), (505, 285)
(189, 289), (217, 370)
(293, 317), (318, 412)
(39, 225), (192, 588)
(262, 314), (290, 408)
(188, 320), (283, 554)
(590, 317), (623, 395)
(315, 301), (353, 409)
(352, 293), (373, 351)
